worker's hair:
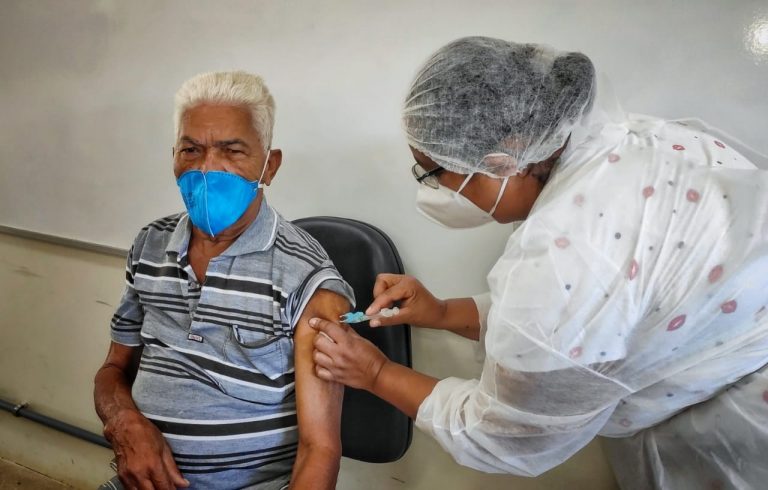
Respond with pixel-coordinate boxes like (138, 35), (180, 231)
(403, 37), (595, 176)
(174, 71), (275, 150)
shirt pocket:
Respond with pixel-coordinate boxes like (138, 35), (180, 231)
(222, 325), (295, 405)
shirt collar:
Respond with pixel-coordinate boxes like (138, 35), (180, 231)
(220, 201), (278, 256)
(165, 200), (278, 257)
(166, 214), (191, 256)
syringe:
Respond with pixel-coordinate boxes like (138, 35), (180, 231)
(339, 307), (400, 324)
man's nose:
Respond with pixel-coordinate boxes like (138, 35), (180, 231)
(200, 148), (227, 172)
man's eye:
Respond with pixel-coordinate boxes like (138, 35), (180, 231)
(180, 147), (199, 154)
(225, 148), (243, 154)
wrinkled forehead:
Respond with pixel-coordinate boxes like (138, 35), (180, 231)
(177, 104), (257, 140)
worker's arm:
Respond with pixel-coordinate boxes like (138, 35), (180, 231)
(289, 289), (349, 489)
(310, 318), (439, 419)
(94, 342), (188, 490)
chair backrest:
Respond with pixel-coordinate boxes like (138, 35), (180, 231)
(293, 216), (413, 463)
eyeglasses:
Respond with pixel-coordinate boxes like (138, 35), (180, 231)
(411, 163), (445, 189)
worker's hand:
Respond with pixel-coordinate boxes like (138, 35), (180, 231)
(366, 274), (446, 328)
(104, 409), (189, 490)
(310, 318), (389, 391)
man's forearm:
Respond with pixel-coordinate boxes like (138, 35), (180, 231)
(94, 364), (142, 430)
(291, 289), (347, 489)
(290, 444), (340, 490)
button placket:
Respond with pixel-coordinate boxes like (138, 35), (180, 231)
(179, 251), (204, 342)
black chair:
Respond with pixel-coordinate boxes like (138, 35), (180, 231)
(293, 216), (413, 463)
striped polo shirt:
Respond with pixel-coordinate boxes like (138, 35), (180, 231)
(109, 201), (354, 489)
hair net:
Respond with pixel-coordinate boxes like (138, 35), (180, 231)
(403, 37), (596, 176)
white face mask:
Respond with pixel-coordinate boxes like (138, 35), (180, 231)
(416, 173), (510, 229)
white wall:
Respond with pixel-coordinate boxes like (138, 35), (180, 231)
(1, 0), (766, 252)
(1, 0), (767, 488)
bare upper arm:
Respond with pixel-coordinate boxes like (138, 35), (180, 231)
(293, 288), (350, 448)
(99, 341), (143, 382)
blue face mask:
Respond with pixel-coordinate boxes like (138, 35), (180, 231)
(176, 152), (270, 237)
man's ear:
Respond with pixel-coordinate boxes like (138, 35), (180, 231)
(263, 149), (283, 186)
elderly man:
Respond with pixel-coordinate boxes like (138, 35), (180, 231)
(94, 71), (354, 490)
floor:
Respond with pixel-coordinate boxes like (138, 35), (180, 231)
(0, 459), (68, 489)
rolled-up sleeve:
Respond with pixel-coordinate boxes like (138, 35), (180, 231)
(285, 260), (355, 330)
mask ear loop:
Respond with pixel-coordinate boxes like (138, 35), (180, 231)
(457, 173), (473, 194)
(488, 177), (510, 216)
(257, 149), (271, 186)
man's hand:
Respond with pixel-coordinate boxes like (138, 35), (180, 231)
(95, 342), (189, 490)
(105, 409), (189, 490)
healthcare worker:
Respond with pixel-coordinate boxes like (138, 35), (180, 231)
(310, 37), (768, 489)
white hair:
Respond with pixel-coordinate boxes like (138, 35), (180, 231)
(174, 71), (275, 150)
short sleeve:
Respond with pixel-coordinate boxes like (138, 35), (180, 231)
(285, 260), (355, 331)
(109, 245), (144, 346)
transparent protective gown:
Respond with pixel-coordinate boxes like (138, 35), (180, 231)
(415, 115), (768, 487)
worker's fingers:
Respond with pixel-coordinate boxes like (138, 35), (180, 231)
(309, 318), (349, 343)
(367, 282), (411, 316)
(315, 365), (334, 381)
(313, 332), (340, 358)
(313, 349), (335, 369)
(369, 306), (410, 328)
(372, 273), (403, 299)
